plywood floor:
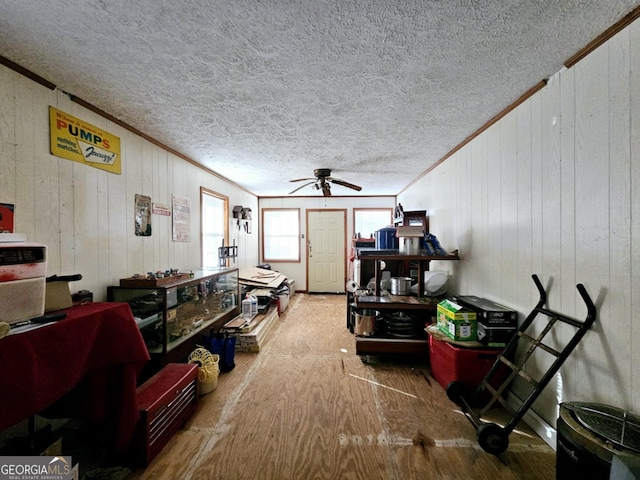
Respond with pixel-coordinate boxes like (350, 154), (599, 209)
(128, 294), (556, 480)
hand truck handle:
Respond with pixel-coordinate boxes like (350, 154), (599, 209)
(574, 283), (597, 329)
(531, 274), (596, 329)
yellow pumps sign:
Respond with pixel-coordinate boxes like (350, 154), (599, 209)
(49, 106), (121, 174)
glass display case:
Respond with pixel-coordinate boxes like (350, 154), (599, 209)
(107, 268), (239, 358)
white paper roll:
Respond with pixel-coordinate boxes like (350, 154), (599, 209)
(346, 280), (360, 293)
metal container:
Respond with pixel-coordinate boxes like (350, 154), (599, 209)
(397, 226), (424, 253)
(354, 309), (377, 336)
(556, 402), (640, 479)
(399, 236), (422, 253)
(390, 277), (412, 295)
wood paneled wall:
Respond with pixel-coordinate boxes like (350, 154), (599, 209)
(0, 67), (259, 301)
(399, 19), (640, 429)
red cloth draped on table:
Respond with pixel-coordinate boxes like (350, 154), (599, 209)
(0, 302), (150, 452)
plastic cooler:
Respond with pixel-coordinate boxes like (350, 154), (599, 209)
(374, 226), (398, 249)
(429, 335), (507, 394)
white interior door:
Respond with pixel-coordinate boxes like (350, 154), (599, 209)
(307, 210), (346, 293)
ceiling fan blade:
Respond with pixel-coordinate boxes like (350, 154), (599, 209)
(289, 177), (315, 183)
(327, 177), (362, 191)
(289, 181), (315, 194)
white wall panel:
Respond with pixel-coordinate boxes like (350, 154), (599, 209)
(532, 78), (563, 421)
(486, 123), (502, 296)
(106, 123), (130, 287)
(124, 120), (145, 277)
(500, 112), (519, 304)
(573, 40), (611, 406)
(558, 66), (578, 408)
(530, 93), (544, 308)
(399, 19), (640, 430)
(630, 16), (640, 410)
(515, 98), (534, 311)
(541, 74), (562, 310)
(469, 137), (487, 291)
(0, 68), (16, 196)
(605, 27), (633, 409)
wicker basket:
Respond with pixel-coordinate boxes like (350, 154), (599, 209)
(188, 348), (220, 395)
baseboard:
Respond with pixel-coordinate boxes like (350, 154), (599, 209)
(506, 392), (557, 451)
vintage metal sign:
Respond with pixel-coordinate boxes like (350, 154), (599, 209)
(49, 106), (121, 174)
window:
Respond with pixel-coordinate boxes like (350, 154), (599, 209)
(262, 209), (300, 262)
(353, 208), (393, 238)
(201, 188), (228, 268)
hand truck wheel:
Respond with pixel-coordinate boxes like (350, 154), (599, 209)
(446, 381), (469, 406)
(477, 423), (509, 455)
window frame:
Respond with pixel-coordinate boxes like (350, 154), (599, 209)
(200, 187), (229, 268)
(352, 208), (393, 239)
(261, 208), (301, 263)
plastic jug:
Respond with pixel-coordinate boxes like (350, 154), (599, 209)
(248, 294), (258, 316)
(242, 297), (252, 319)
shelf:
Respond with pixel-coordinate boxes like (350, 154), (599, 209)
(165, 305), (237, 352)
(356, 248), (460, 261)
(355, 336), (429, 356)
(355, 295), (441, 310)
(355, 249), (459, 298)
(350, 242), (459, 358)
(135, 312), (161, 330)
(119, 273), (191, 287)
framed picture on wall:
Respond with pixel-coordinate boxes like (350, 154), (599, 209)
(135, 194), (152, 236)
(172, 194), (191, 242)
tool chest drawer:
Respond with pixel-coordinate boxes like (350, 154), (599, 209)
(134, 363), (198, 466)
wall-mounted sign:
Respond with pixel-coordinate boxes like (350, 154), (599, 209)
(152, 203), (171, 216)
(49, 106), (121, 174)
(172, 195), (191, 242)
(135, 194), (152, 236)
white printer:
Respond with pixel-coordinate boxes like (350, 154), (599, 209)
(0, 235), (47, 324)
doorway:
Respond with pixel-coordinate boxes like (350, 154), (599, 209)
(306, 209), (346, 293)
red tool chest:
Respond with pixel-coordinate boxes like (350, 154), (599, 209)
(134, 363), (198, 466)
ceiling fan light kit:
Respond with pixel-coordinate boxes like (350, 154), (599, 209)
(289, 168), (362, 197)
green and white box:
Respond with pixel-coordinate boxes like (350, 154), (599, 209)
(436, 299), (477, 341)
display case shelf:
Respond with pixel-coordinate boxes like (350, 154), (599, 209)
(108, 268), (240, 370)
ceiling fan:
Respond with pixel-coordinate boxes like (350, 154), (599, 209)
(289, 168), (362, 197)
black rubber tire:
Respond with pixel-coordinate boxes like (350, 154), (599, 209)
(477, 423), (509, 455)
(446, 381), (469, 406)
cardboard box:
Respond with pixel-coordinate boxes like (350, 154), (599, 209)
(452, 295), (517, 325)
(452, 295), (517, 347)
(45, 281), (73, 312)
(477, 323), (517, 348)
(436, 299), (477, 341)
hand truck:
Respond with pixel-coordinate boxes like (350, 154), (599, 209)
(446, 274), (597, 455)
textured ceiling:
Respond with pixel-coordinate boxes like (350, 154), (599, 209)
(0, 1), (639, 197)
